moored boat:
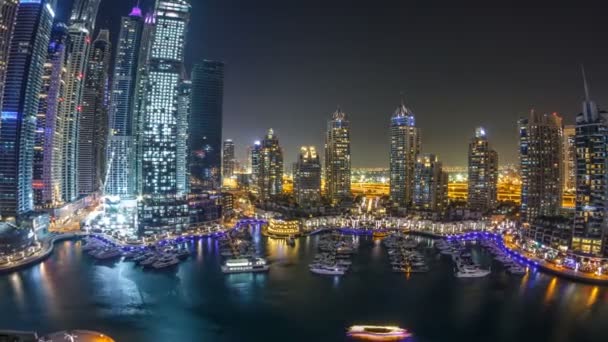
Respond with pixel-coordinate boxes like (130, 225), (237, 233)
(347, 325), (412, 341)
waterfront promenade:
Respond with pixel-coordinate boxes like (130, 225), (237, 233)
(2, 216), (608, 285)
(0, 233), (80, 274)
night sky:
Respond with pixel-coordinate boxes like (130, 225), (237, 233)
(59, 0), (608, 168)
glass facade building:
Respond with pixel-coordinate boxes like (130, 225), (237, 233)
(137, 0), (191, 233)
(294, 146), (322, 205)
(253, 129), (283, 200)
(413, 154), (448, 212)
(34, 23), (70, 207)
(222, 139), (235, 180)
(389, 102), (420, 207)
(518, 111), (563, 223)
(0, 0), (19, 113)
(0, 0), (55, 218)
(60, 0), (101, 202)
(573, 71), (608, 256)
(78, 29), (111, 196)
(106, 6), (143, 198)
(325, 108), (351, 204)
(190, 60), (224, 191)
(467, 127), (498, 212)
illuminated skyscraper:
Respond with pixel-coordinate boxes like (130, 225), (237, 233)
(255, 129), (283, 200)
(467, 127), (498, 212)
(389, 102), (421, 207)
(0, 0), (55, 218)
(177, 80), (191, 196)
(413, 154), (447, 212)
(78, 29), (111, 196)
(106, 5), (144, 198)
(61, 0), (101, 202)
(573, 68), (608, 256)
(137, 0), (191, 233)
(562, 125), (576, 195)
(325, 107), (351, 203)
(0, 0), (18, 111)
(294, 146), (322, 205)
(190, 60), (224, 191)
(250, 141), (262, 183)
(34, 23), (70, 207)
(222, 139), (235, 180)
(518, 111), (563, 223)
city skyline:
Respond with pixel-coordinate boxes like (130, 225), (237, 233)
(69, 0), (608, 168)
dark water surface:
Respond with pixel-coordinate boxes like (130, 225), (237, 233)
(0, 232), (607, 342)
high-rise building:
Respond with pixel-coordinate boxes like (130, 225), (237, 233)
(389, 102), (421, 207)
(254, 129), (283, 200)
(106, 5), (144, 198)
(177, 80), (191, 197)
(34, 23), (70, 208)
(413, 154), (448, 212)
(294, 146), (322, 205)
(573, 68), (608, 256)
(137, 0), (191, 233)
(250, 141), (262, 184)
(78, 29), (111, 196)
(61, 0), (101, 202)
(222, 139), (235, 180)
(0, 0), (18, 112)
(562, 125), (576, 195)
(133, 11), (156, 194)
(0, 0), (55, 219)
(518, 111), (563, 223)
(467, 127), (498, 212)
(190, 60), (224, 191)
(325, 107), (351, 203)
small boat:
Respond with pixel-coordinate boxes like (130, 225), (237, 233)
(221, 258), (270, 274)
(508, 266), (526, 275)
(347, 325), (412, 340)
(373, 231), (389, 238)
(455, 266), (491, 278)
(310, 265), (345, 276)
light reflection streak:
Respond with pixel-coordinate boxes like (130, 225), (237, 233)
(586, 286), (599, 308)
(543, 277), (558, 304)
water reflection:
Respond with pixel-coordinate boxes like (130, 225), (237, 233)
(0, 236), (607, 342)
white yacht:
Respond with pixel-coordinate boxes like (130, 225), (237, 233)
(455, 267), (491, 278)
(221, 258), (269, 274)
(310, 265), (345, 276)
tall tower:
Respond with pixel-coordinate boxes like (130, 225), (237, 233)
(0, 0), (55, 219)
(0, 0), (19, 112)
(562, 125), (576, 195)
(389, 101), (421, 207)
(60, 0), (101, 202)
(573, 67), (608, 256)
(137, 0), (191, 234)
(325, 107), (351, 204)
(256, 129), (283, 200)
(518, 111), (563, 223)
(78, 29), (111, 196)
(413, 154), (448, 213)
(190, 60), (224, 191)
(467, 127), (498, 212)
(222, 139), (236, 180)
(294, 146), (322, 205)
(34, 23), (70, 208)
(176, 79), (191, 197)
(106, 4), (144, 198)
